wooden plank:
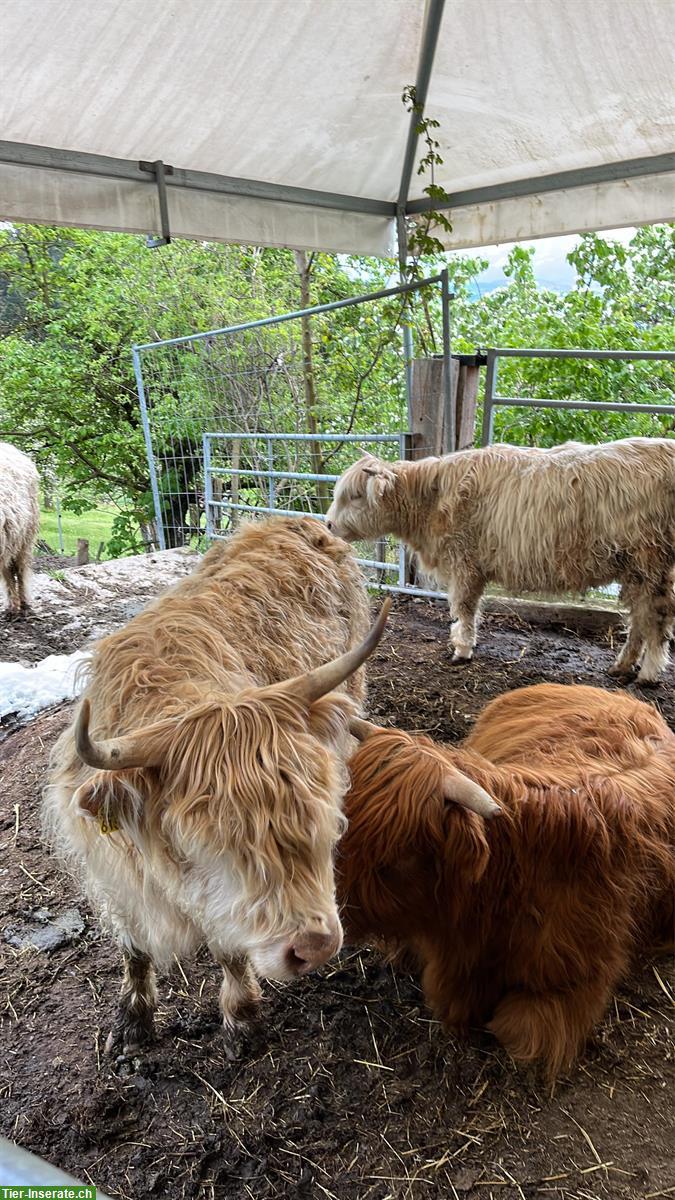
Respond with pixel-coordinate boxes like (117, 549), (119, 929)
(410, 357), (444, 459)
(456, 363), (480, 450)
(411, 356), (479, 456)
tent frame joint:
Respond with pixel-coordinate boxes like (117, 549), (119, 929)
(140, 159), (174, 247)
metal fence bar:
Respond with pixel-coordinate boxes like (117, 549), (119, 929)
(218, 501), (323, 519)
(355, 559), (398, 573)
(202, 430), (214, 538)
(397, 430), (408, 589)
(267, 437), (275, 510)
(487, 397), (675, 416)
(133, 345), (167, 549)
(480, 348), (675, 361)
(134, 274), (444, 351)
(204, 432), (403, 443)
(209, 468), (343, 483)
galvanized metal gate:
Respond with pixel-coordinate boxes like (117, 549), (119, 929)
(481, 347), (675, 446)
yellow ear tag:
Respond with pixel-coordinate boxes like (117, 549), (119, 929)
(98, 808), (120, 836)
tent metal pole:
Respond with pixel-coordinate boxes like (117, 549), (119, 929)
(396, 0), (446, 429)
(397, 0), (447, 210)
(441, 267), (454, 452)
(0, 139), (395, 218)
(406, 151), (675, 214)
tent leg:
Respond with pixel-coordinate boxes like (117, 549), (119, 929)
(397, 208), (414, 429)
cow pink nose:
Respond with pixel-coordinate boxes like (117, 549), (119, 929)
(287, 923), (342, 975)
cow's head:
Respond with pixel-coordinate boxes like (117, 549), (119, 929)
(337, 720), (500, 945)
(325, 454), (398, 542)
(73, 602), (390, 980)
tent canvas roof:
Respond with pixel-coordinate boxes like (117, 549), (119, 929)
(0, 0), (673, 255)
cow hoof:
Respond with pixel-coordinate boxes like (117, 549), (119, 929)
(105, 1020), (153, 1060)
(607, 664), (635, 679)
(222, 1019), (259, 1061)
(112, 1051), (149, 1078)
(450, 653), (473, 666)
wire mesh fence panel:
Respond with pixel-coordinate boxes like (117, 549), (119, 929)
(134, 275), (448, 553)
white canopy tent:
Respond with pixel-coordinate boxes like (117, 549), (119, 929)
(0, 0), (673, 256)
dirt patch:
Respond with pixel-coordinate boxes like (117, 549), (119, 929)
(1, 601), (674, 1200)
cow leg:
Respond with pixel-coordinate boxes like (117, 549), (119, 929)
(447, 571), (484, 663)
(421, 956), (474, 1035)
(488, 978), (613, 1078)
(1, 561), (20, 615)
(13, 547), (33, 612)
(636, 581), (675, 684)
(611, 576), (675, 684)
(609, 581), (645, 677)
(105, 946), (157, 1056)
(216, 953), (262, 1031)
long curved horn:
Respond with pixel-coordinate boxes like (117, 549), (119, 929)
(442, 769), (501, 819)
(74, 698), (171, 771)
(349, 716), (384, 741)
(274, 597), (391, 704)
(75, 598), (392, 768)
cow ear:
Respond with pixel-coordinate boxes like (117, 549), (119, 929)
(439, 770), (495, 884)
(73, 772), (129, 835)
(74, 777), (104, 820)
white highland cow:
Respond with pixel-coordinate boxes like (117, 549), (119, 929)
(326, 438), (675, 684)
(0, 441), (40, 615)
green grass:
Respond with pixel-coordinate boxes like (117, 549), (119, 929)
(38, 504), (117, 558)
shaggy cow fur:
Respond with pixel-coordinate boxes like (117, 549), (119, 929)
(325, 438), (675, 682)
(338, 683), (675, 1076)
(0, 441), (39, 614)
(46, 516), (381, 1055)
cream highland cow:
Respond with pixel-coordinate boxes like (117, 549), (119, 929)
(0, 441), (40, 615)
(326, 438), (675, 684)
(46, 517), (388, 1056)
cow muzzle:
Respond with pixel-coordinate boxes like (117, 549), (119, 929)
(285, 915), (343, 976)
(326, 518), (356, 543)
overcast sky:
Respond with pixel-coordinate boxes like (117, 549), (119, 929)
(462, 227), (636, 295)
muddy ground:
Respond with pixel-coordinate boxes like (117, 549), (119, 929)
(1, 561), (674, 1200)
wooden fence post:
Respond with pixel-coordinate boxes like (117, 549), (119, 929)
(410, 352), (486, 458)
